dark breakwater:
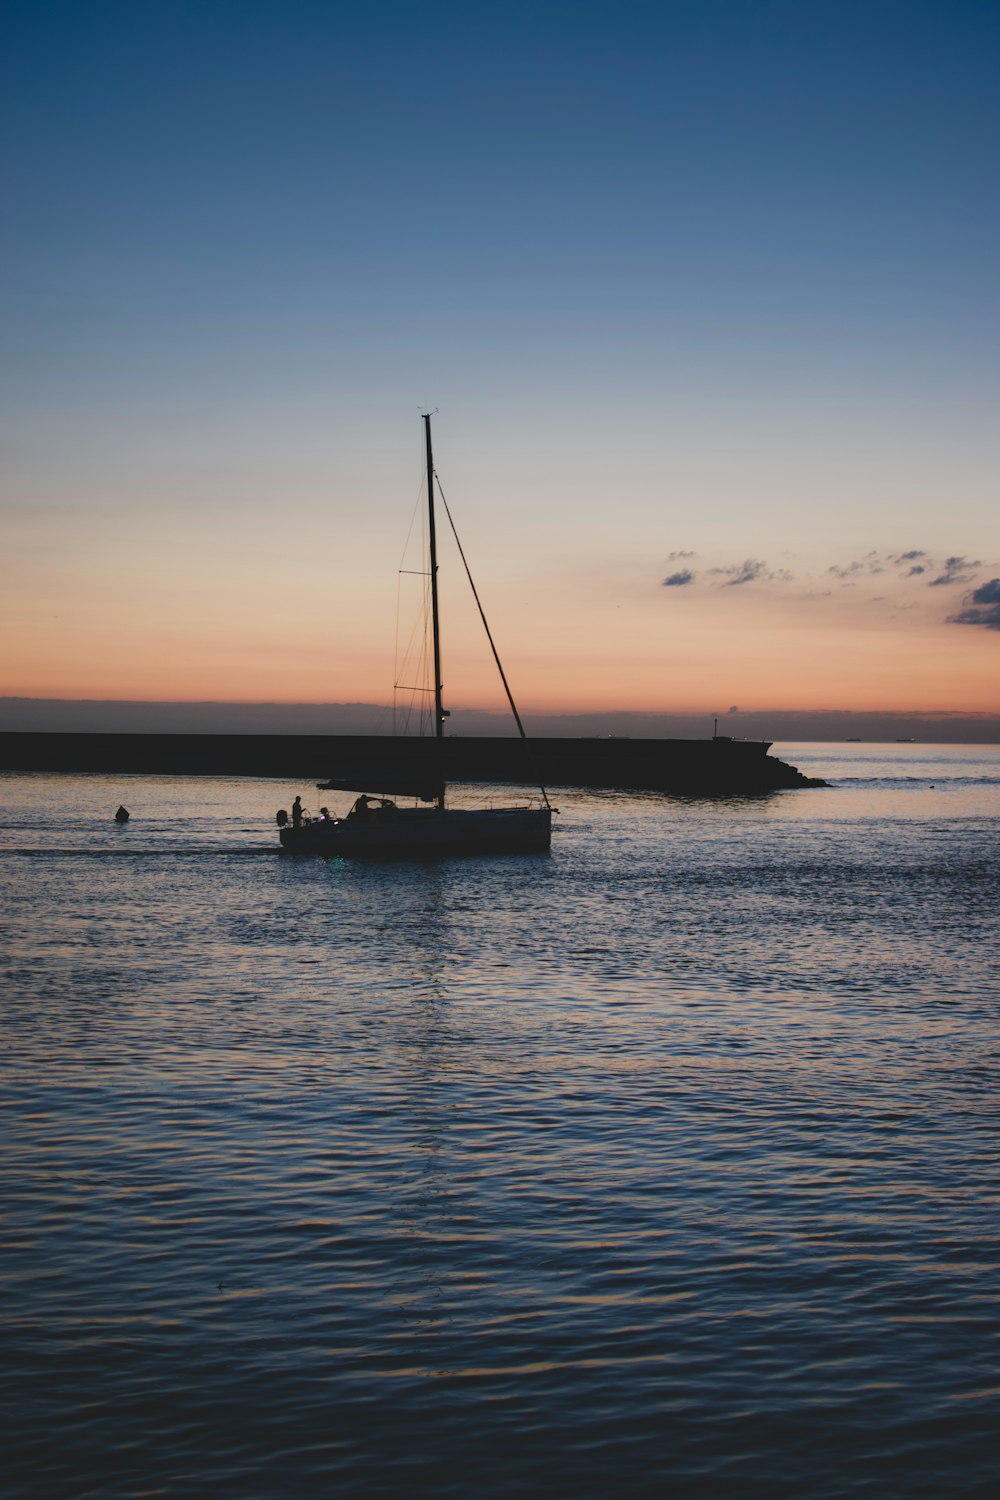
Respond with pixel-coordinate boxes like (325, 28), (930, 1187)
(0, 731), (823, 793)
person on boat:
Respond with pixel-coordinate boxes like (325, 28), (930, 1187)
(348, 794), (396, 820)
(318, 806), (331, 821)
(291, 795), (303, 828)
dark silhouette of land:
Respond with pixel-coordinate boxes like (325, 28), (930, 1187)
(0, 732), (823, 793)
(2, 699), (998, 743)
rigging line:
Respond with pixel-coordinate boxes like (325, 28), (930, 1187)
(393, 564), (402, 736)
(435, 475), (552, 811)
(397, 479), (426, 573)
(394, 481), (431, 734)
(394, 584), (427, 734)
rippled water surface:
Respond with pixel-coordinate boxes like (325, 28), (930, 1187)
(3, 745), (999, 1497)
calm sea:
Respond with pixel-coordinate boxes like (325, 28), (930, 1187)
(2, 743), (998, 1499)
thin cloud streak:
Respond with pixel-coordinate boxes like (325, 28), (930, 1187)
(929, 556), (980, 587)
(707, 559), (794, 587)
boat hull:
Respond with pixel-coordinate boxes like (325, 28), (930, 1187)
(279, 806), (552, 857)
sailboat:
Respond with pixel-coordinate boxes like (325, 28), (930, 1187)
(277, 415), (554, 856)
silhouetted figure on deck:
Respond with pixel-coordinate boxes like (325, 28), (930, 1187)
(114, 806), (129, 824)
(348, 795), (396, 820)
(291, 796), (303, 828)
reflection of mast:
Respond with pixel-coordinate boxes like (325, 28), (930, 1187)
(423, 412), (447, 810)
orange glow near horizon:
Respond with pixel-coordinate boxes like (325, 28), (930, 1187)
(3, 404), (997, 721)
(5, 560), (998, 718)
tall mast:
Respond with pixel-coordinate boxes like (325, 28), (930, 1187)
(423, 413), (446, 810)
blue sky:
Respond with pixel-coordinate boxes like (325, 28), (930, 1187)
(3, 0), (998, 720)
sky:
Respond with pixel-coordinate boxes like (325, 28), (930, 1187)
(3, 0), (998, 734)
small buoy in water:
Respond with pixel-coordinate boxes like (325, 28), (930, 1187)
(114, 805), (130, 823)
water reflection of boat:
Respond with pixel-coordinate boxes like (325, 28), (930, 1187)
(278, 415), (553, 857)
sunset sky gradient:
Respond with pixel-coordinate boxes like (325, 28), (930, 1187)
(3, 0), (998, 732)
